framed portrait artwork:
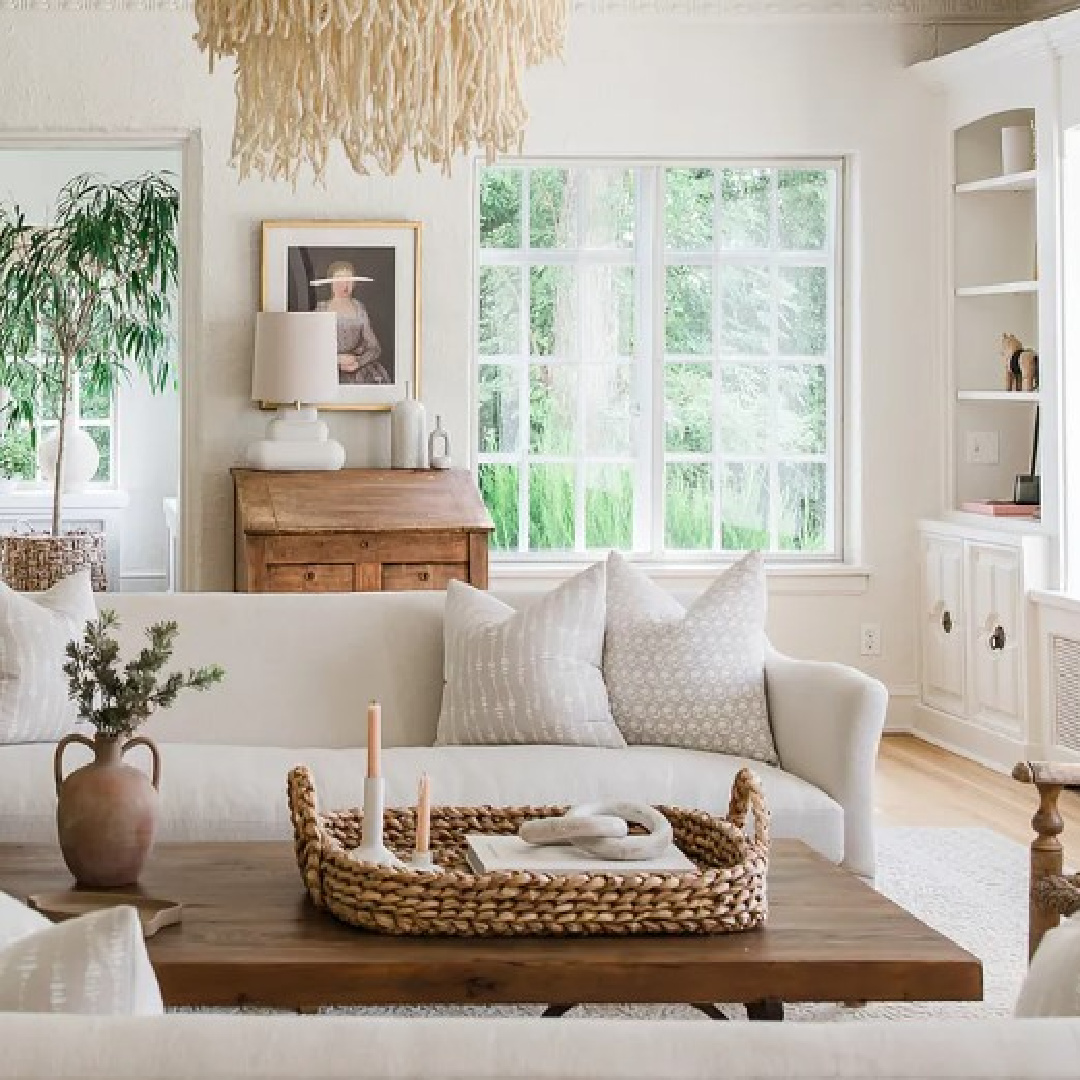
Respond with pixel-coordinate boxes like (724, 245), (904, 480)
(261, 220), (422, 410)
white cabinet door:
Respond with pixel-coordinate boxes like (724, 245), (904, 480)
(921, 533), (966, 716)
(967, 542), (1023, 736)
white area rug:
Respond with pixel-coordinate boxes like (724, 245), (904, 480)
(321, 827), (1030, 1022)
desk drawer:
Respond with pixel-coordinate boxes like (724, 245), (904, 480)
(267, 563), (356, 593)
(382, 563), (468, 591)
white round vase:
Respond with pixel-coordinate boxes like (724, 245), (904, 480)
(390, 383), (428, 469)
(38, 421), (99, 492)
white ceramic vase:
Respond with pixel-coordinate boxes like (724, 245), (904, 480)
(38, 420), (99, 492)
(390, 382), (428, 469)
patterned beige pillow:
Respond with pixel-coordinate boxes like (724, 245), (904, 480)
(436, 563), (624, 748)
(603, 551), (778, 764)
(0, 570), (96, 744)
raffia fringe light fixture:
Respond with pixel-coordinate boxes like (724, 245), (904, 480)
(193, 1), (571, 182)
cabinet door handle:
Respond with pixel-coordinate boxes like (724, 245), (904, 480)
(941, 610), (953, 634)
(417, 570), (430, 582)
(988, 624), (1007, 651)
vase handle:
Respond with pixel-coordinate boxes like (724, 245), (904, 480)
(53, 734), (97, 796)
(121, 735), (161, 791)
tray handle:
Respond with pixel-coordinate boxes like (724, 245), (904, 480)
(287, 765), (328, 910)
(726, 767), (770, 849)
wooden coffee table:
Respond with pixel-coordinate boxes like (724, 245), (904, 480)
(0, 840), (982, 1019)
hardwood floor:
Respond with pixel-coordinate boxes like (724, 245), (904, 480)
(878, 734), (1080, 848)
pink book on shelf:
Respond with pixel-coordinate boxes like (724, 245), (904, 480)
(961, 500), (1041, 518)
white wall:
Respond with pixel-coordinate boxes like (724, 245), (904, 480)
(0, 9), (955, 726)
(0, 145), (181, 591)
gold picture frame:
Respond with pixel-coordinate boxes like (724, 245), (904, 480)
(260, 220), (422, 411)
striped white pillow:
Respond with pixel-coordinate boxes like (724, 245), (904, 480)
(0, 570), (95, 744)
(435, 563), (624, 747)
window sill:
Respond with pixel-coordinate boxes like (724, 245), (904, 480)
(0, 487), (129, 512)
(489, 560), (871, 596)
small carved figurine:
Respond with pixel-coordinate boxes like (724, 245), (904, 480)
(1002, 332), (1039, 392)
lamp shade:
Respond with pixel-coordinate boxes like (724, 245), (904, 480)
(252, 311), (339, 405)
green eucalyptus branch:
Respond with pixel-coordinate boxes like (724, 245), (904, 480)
(63, 610), (224, 739)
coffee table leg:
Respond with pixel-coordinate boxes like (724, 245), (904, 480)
(542, 1004), (576, 1018)
(745, 999), (784, 1021)
(692, 1003), (729, 1021)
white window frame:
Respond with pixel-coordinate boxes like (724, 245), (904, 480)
(472, 156), (846, 566)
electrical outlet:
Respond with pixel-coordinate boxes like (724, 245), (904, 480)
(966, 431), (1000, 465)
(860, 622), (882, 657)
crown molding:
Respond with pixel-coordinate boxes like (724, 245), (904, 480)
(0, 0), (1043, 19)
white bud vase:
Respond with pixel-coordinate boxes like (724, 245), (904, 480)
(390, 383), (428, 469)
(38, 420), (99, 493)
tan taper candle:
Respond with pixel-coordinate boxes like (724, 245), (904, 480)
(415, 773), (431, 855)
(367, 701), (381, 779)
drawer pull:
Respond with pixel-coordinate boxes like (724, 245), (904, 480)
(988, 624), (1007, 651)
(417, 570), (430, 582)
(304, 570), (316, 582)
(941, 610), (953, 635)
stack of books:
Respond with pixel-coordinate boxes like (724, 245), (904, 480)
(961, 500), (1040, 519)
(464, 834), (697, 875)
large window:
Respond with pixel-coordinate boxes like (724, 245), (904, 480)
(475, 161), (842, 560)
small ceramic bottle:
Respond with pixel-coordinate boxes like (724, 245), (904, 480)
(428, 416), (451, 470)
(390, 382), (427, 469)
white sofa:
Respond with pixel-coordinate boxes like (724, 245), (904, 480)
(0, 1015), (1078, 1079)
(0, 590), (887, 878)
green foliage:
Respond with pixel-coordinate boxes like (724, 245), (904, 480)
(0, 172), (179, 532)
(63, 610), (224, 739)
(0, 426), (35, 480)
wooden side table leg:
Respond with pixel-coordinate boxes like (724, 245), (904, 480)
(745, 999), (784, 1021)
(542, 1004), (576, 1018)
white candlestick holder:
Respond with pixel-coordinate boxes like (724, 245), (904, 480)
(407, 849), (444, 873)
(348, 776), (407, 869)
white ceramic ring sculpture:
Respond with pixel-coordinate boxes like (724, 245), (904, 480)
(519, 814), (628, 846)
(566, 801), (672, 860)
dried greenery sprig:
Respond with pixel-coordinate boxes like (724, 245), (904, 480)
(63, 610), (224, 739)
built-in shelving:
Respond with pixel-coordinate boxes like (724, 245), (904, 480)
(956, 390), (1040, 403)
(956, 281), (1039, 297)
(955, 170), (1037, 194)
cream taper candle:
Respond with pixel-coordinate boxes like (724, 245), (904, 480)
(416, 773), (431, 855)
(367, 701), (381, 778)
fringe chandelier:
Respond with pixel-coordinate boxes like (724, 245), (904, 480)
(193, 1), (572, 182)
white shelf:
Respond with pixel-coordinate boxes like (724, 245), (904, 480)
(944, 510), (1046, 536)
(957, 390), (1040, 403)
(955, 170), (1037, 194)
(955, 281), (1039, 297)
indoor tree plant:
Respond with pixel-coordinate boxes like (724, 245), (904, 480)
(0, 172), (179, 589)
(55, 610), (224, 886)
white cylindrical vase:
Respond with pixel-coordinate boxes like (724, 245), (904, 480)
(390, 382), (428, 469)
(38, 420), (99, 493)
(1001, 125), (1034, 175)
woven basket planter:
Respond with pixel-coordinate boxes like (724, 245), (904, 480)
(287, 765), (770, 937)
(0, 531), (106, 592)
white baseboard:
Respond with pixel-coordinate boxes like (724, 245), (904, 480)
(884, 685), (919, 734)
(911, 704), (1029, 775)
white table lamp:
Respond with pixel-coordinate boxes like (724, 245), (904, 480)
(246, 311), (346, 471)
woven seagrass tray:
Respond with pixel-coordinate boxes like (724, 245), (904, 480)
(287, 765), (770, 937)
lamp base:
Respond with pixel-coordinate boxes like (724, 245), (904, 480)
(246, 406), (346, 471)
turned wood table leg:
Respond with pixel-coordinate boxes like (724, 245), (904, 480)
(1028, 781), (1066, 960)
(745, 999), (784, 1021)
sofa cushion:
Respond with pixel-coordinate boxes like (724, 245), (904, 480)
(0, 900), (163, 1015)
(604, 551), (778, 765)
(1016, 913), (1080, 1017)
(0, 570), (95, 744)
(0, 742), (844, 866)
(436, 564), (624, 748)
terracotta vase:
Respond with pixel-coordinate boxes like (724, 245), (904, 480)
(54, 732), (161, 887)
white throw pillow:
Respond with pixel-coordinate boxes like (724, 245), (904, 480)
(0, 890), (50, 949)
(1016, 912), (1080, 1017)
(0, 898), (163, 1014)
(436, 563), (624, 748)
(603, 550), (778, 764)
(0, 569), (95, 743)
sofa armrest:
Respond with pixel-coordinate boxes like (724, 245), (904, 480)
(764, 647), (887, 880)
